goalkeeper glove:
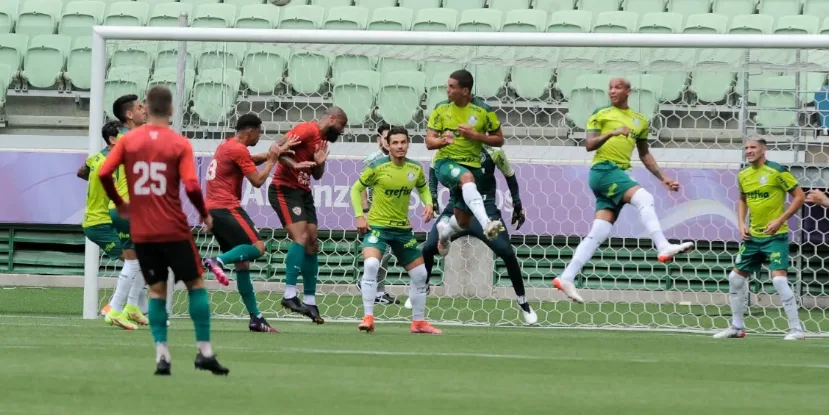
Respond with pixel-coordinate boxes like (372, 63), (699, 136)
(511, 203), (526, 230)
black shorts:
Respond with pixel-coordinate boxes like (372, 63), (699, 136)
(268, 184), (317, 226)
(210, 207), (261, 252)
(135, 239), (204, 286)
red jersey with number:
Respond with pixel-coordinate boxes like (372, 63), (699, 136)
(206, 138), (257, 210)
(272, 121), (321, 192)
(100, 125), (199, 243)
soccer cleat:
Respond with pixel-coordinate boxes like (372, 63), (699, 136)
(713, 326), (746, 339)
(436, 218), (453, 256)
(249, 316), (278, 333)
(657, 242), (694, 263)
(194, 353), (229, 376)
(375, 293), (400, 305)
(281, 296), (308, 315)
(404, 297), (413, 310)
(303, 304), (325, 325)
(106, 310), (137, 331)
(519, 302), (538, 325)
(124, 304), (148, 326)
(358, 315), (375, 333)
(783, 330), (806, 341)
(553, 277), (585, 304)
(202, 257), (230, 286)
(100, 304), (111, 316)
(411, 321), (443, 335)
(155, 357), (171, 376)
(484, 220), (505, 240)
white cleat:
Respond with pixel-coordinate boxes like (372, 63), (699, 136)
(519, 303), (538, 325)
(484, 220), (504, 240)
(658, 242), (694, 263)
(404, 297), (413, 310)
(783, 330), (806, 341)
(713, 326), (746, 339)
(436, 218), (452, 256)
(553, 277), (584, 304)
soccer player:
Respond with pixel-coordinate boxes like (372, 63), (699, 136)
(714, 138), (806, 340)
(202, 114), (298, 333)
(77, 120), (145, 330)
(356, 123), (400, 305)
(349, 126), (440, 334)
(426, 69), (505, 256)
(552, 78), (693, 303)
(99, 86), (230, 376)
(268, 106), (347, 324)
(419, 145), (537, 324)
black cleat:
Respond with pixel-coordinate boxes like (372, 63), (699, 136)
(281, 296), (308, 315)
(249, 315), (278, 333)
(155, 358), (171, 376)
(375, 293), (400, 305)
(304, 304), (325, 324)
(194, 353), (229, 376)
(518, 302), (532, 314)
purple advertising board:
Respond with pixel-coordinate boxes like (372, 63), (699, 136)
(0, 151), (752, 242)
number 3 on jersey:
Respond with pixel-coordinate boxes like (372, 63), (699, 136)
(133, 161), (167, 195)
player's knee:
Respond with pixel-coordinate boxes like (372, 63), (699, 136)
(254, 241), (266, 256)
(235, 261), (250, 270)
(459, 172), (475, 185)
(629, 188), (653, 210)
(408, 264), (428, 286)
(123, 249), (137, 260)
(185, 277), (205, 291)
(148, 282), (167, 298)
(363, 257), (381, 278)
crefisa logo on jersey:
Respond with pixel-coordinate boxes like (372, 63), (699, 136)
(407, 172), (415, 182)
(759, 176), (768, 185)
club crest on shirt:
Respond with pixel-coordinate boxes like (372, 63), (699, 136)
(292, 207), (302, 216)
(468, 115), (478, 125)
(759, 176), (767, 185)
(632, 118), (641, 128)
(149, 131), (158, 140)
(451, 168), (461, 178)
(367, 235), (378, 244)
(407, 172), (415, 182)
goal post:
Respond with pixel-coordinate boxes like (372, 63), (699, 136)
(84, 25), (829, 335)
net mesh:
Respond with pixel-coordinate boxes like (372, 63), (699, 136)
(96, 37), (829, 334)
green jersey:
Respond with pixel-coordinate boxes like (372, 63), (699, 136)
(108, 127), (130, 209)
(83, 147), (113, 228)
(586, 105), (649, 170)
(427, 97), (501, 168)
(350, 157), (432, 230)
(738, 161), (799, 238)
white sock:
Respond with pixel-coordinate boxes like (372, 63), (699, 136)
(138, 286), (148, 314)
(728, 271), (748, 329)
(156, 342), (170, 363)
(109, 261), (138, 312)
(361, 257), (380, 316)
(197, 341), (213, 358)
(773, 276), (803, 332)
(126, 260), (143, 307)
(284, 285), (297, 299)
(438, 215), (463, 240)
(561, 219), (613, 283)
(461, 182), (491, 229)
(304, 294), (316, 306)
(408, 264), (428, 321)
(629, 188), (669, 252)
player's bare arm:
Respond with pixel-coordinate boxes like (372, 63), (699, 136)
(250, 152), (269, 165)
(637, 140), (679, 191)
(765, 186), (805, 235)
(584, 127), (629, 152)
(457, 125), (504, 147)
(77, 164), (90, 181)
(737, 193), (749, 240)
(425, 129), (455, 150)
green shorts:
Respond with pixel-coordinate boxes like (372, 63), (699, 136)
(362, 226), (421, 267)
(433, 158), (483, 213)
(83, 224), (123, 259)
(735, 233), (790, 274)
(109, 209), (134, 250)
(588, 161), (640, 214)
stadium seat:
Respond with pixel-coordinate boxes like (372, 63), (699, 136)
(443, 0), (487, 14)
(224, 0), (266, 6)
(376, 70), (426, 126)
(503, 9), (547, 31)
(804, 0), (829, 17)
(155, 41), (194, 72)
(104, 2), (150, 26)
(192, 68), (242, 124)
(64, 36), (92, 90)
(310, 0), (351, 8)
(179, 0), (222, 5)
(287, 51), (329, 94)
(638, 11), (682, 33)
(505, 10), (554, 100)
(59, 1), (105, 38)
(593, 11), (637, 32)
(367, 7), (412, 30)
(758, 0), (802, 18)
(412, 8), (457, 31)
(639, 13), (688, 101)
(354, 0), (397, 11)
(775, 15), (823, 103)
(629, 74), (662, 119)
(578, 0), (621, 13)
(104, 66), (150, 118)
(399, 0), (441, 15)
(235, 4), (280, 29)
(241, 44), (290, 93)
(332, 70), (380, 125)
(17, 0), (61, 38)
(0, 33), (29, 72)
(285, 0), (310, 5)
(730, 14), (775, 103)
(424, 73), (446, 117)
(141, 0), (185, 5)
(594, 11), (641, 73)
(489, 0), (532, 14)
(567, 74), (611, 127)
(193, 42), (246, 71)
(0, 0), (19, 34)
(469, 46), (512, 98)
(624, 0), (667, 14)
(110, 40), (153, 70)
(547, 9), (592, 31)
(755, 75), (797, 130)
(323, 6), (369, 30)
(422, 44), (464, 84)
(279, 5), (324, 28)
(776, 15), (819, 35)
(0, 63), (13, 107)
(148, 3), (193, 27)
(683, 12), (727, 33)
(148, 66), (195, 108)
(712, 0), (756, 21)
(332, 53), (375, 83)
(548, 10), (595, 99)
(533, 0), (576, 13)
(22, 34), (70, 89)
(684, 13), (730, 103)
(729, 13), (773, 34)
(457, 9), (502, 31)
(192, 4), (237, 28)
(668, 0), (712, 18)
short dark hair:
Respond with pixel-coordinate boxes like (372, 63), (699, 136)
(385, 126), (409, 142)
(235, 113), (262, 132)
(377, 123), (390, 137)
(450, 69), (474, 91)
(112, 94), (138, 123)
(102, 120), (123, 145)
(146, 86), (172, 117)
(747, 137), (768, 146)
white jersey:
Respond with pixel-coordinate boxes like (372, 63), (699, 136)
(362, 150), (387, 206)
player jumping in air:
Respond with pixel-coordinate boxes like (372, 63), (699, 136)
(713, 138), (806, 340)
(100, 86), (230, 376)
(350, 126), (441, 334)
(420, 145), (537, 324)
(426, 69), (505, 256)
(553, 78), (693, 303)
(268, 106), (348, 324)
(202, 114), (298, 333)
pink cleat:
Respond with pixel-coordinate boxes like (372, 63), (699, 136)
(203, 258), (230, 286)
(410, 321), (443, 335)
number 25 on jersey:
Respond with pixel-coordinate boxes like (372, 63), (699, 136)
(133, 161), (167, 196)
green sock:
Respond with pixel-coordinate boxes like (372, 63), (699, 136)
(285, 242), (305, 287)
(301, 252), (319, 296)
(188, 288), (211, 342)
(236, 269), (261, 317)
(218, 244), (262, 266)
(148, 298), (168, 343)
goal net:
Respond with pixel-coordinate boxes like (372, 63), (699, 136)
(88, 26), (829, 335)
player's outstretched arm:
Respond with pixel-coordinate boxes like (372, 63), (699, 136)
(99, 140), (125, 205)
(416, 173), (434, 223)
(350, 177), (370, 234)
(636, 140), (679, 191)
(737, 193), (749, 240)
(806, 189), (829, 208)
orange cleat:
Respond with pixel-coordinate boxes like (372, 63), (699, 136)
(410, 321), (443, 335)
(100, 304), (111, 316)
(358, 315), (375, 333)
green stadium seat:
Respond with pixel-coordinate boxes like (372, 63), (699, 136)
(567, 74), (611, 127)
(368, 7), (412, 30)
(547, 9), (592, 31)
(155, 41), (194, 72)
(180, 0), (222, 5)
(629, 74), (662, 119)
(548, 10), (596, 99)
(242, 44), (289, 93)
(489, 0), (532, 14)
(595, 11), (641, 73)
(683, 12), (727, 33)
(0, 63), (13, 108)
(59, 1), (104, 38)
(457, 9), (502, 31)
(469, 46), (512, 97)
(323, 6), (369, 29)
(148, 66), (195, 108)
(310, 0), (351, 8)
(668, 0), (711, 18)
(148, 3), (193, 27)
(400, 0), (441, 15)
(354, 0), (397, 11)
(287, 50), (329, 94)
(332, 70), (380, 125)
(104, 65), (150, 118)
(758, 0), (801, 17)
(624, 0), (667, 13)
(712, 0), (756, 21)
(0, 0), (19, 34)
(224, 0), (266, 6)
(593, 11), (637, 32)
(192, 68), (242, 124)
(235, 4), (280, 28)
(422, 45), (463, 85)
(104, 2), (150, 26)
(644, 13), (691, 101)
(412, 8), (457, 31)
(503, 9), (547, 31)
(510, 46), (555, 99)
(424, 73), (446, 117)
(686, 13), (733, 103)
(376, 70), (426, 126)
(331, 53), (375, 82)
(279, 5), (324, 28)
(533, 0), (576, 13)
(141, 0), (186, 5)
(638, 11), (682, 33)
(776, 15), (819, 35)
(443, 0), (487, 14)
(283, 0), (309, 5)
(729, 13), (773, 34)
(755, 75), (797, 130)
(775, 16), (823, 103)
(64, 35), (92, 90)
(22, 34), (70, 88)
(730, 14), (775, 103)
(805, 0), (829, 17)
(193, 42), (246, 71)
(17, 0), (61, 38)
(110, 40), (153, 70)
(192, 4), (237, 28)
(0, 33), (29, 72)
(578, 0), (621, 13)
